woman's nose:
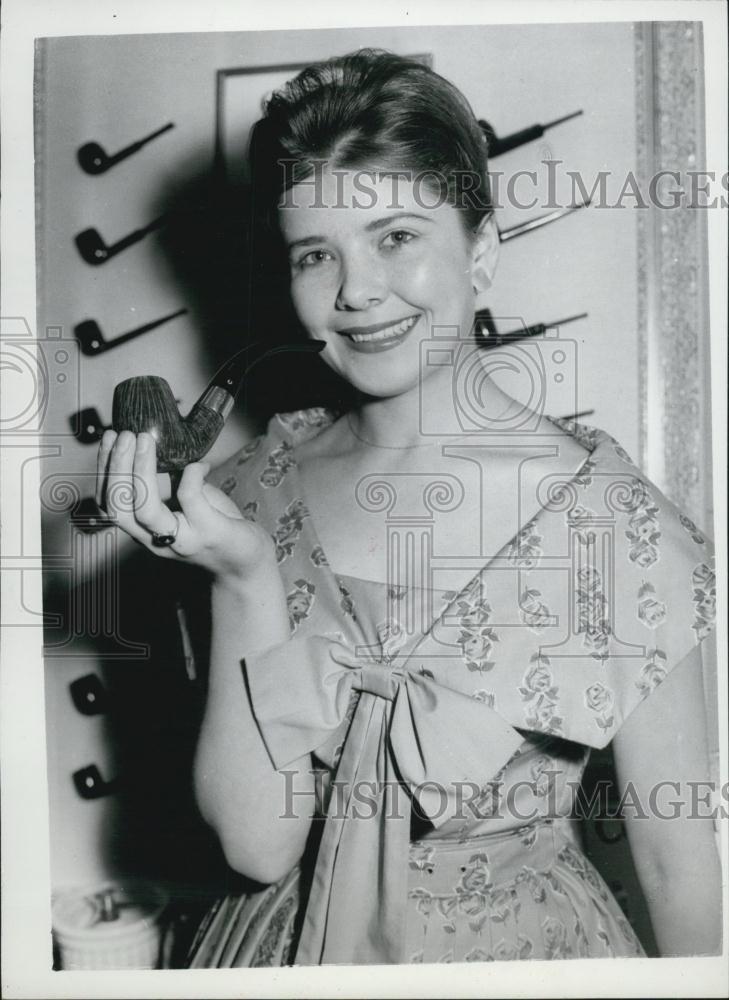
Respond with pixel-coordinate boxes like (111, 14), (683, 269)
(335, 254), (387, 310)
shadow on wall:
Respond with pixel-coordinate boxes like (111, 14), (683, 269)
(150, 159), (355, 430)
(45, 157), (356, 958)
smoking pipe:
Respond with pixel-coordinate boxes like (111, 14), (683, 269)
(71, 406), (109, 443)
(478, 311), (588, 346)
(77, 123), (175, 175)
(75, 308), (187, 356)
(111, 340), (325, 473)
(499, 199), (591, 242)
(75, 215), (167, 265)
(479, 110), (583, 158)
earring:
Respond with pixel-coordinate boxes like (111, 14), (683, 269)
(471, 264), (492, 293)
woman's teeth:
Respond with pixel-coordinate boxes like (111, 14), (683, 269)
(348, 315), (419, 342)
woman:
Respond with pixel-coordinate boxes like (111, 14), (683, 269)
(96, 49), (721, 965)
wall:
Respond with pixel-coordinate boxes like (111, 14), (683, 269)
(37, 22), (649, 912)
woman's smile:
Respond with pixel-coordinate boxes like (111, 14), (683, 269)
(339, 313), (421, 351)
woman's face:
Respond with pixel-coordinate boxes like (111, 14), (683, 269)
(278, 165), (497, 400)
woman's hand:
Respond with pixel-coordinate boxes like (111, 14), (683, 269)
(96, 429), (275, 583)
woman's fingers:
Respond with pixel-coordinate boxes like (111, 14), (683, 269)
(175, 462), (218, 527)
(203, 482), (245, 519)
(99, 435), (245, 562)
(175, 463), (267, 574)
(131, 433), (186, 543)
(95, 429), (117, 507)
(105, 430), (137, 531)
(103, 431), (176, 553)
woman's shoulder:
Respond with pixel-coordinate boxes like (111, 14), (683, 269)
(548, 415), (632, 463)
(207, 407), (337, 496)
(492, 419), (716, 750)
(560, 418), (713, 549)
(540, 416), (715, 640)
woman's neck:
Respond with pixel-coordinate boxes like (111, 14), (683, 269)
(348, 350), (533, 451)
(347, 393), (438, 451)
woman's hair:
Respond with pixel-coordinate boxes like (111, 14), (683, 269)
(250, 48), (492, 237)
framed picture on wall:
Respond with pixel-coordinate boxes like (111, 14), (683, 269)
(215, 61), (307, 184)
(215, 53), (432, 184)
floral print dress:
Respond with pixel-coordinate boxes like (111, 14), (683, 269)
(188, 408), (716, 967)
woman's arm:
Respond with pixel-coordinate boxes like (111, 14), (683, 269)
(612, 642), (722, 956)
(193, 556), (316, 886)
(97, 430), (315, 884)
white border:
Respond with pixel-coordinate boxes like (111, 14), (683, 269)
(1, 1), (727, 997)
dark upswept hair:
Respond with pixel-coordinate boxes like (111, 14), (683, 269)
(250, 48), (493, 237)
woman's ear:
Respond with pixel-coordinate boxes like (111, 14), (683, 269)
(470, 213), (499, 294)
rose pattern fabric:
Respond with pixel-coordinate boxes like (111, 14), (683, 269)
(336, 577), (357, 621)
(388, 585), (408, 602)
(635, 649), (668, 698)
(469, 777), (503, 820)
(187, 409), (715, 969)
(376, 617), (407, 662)
(506, 517), (543, 568)
(573, 456), (597, 488)
(519, 655), (563, 735)
(457, 852), (493, 895)
(519, 588), (552, 632)
(286, 579), (316, 632)
(550, 416), (600, 452)
(309, 545), (328, 567)
(585, 681), (615, 733)
(493, 936), (534, 961)
(611, 440), (634, 465)
(409, 844), (436, 874)
(235, 436), (262, 466)
(401, 824), (642, 964)
(542, 916), (572, 959)
(637, 581), (667, 629)
(271, 498), (309, 563)
(472, 689), (496, 709)
(240, 500), (259, 520)
(276, 408), (332, 434)
(692, 560), (716, 641)
(458, 627), (499, 673)
(567, 504), (598, 542)
(625, 483), (661, 569)
(531, 754), (557, 798)
(678, 512), (706, 545)
(260, 440), (296, 488)
(679, 512), (706, 545)
(188, 868), (300, 969)
(575, 566), (611, 659)
(450, 576), (501, 672)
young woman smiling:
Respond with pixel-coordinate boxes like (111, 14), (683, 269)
(97, 49), (721, 966)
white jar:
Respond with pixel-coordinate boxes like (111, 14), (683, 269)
(52, 881), (168, 970)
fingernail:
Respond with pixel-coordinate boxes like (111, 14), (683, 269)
(137, 433), (149, 454)
(117, 432), (132, 453)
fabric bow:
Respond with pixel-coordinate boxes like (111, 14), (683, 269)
(246, 633), (524, 965)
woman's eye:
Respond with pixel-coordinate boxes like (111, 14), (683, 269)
(381, 230), (416, 249)
(297, 249), (333, 269)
